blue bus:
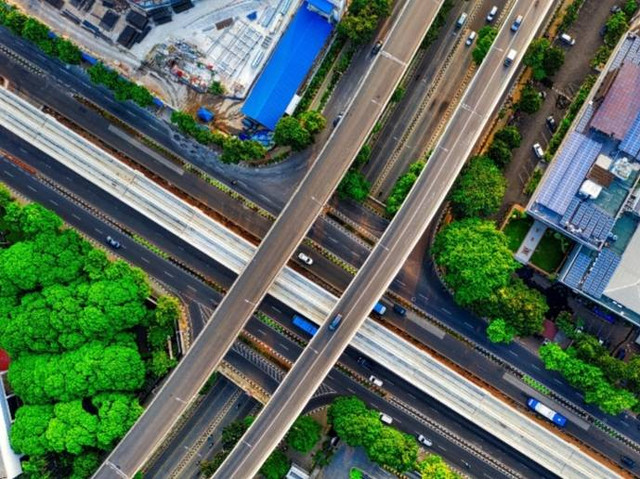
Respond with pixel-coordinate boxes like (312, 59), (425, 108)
(527, 398), (567, 427)
(292, 315), (318, 336)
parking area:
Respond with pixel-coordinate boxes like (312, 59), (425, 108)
(499, 0), (623, 217)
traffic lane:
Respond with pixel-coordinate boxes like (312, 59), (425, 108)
(217, 1), (561, 477)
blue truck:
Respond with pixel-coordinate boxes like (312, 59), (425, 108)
(527, 398), (567, 427)
(373, 301), (387, 315)
(292, 315), (318, 336)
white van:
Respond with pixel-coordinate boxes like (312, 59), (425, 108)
(380, 413), (393, 425)
(504, 49), (517, 67)
(456, 12), (468, 28)
(559, 33), (575, 45)
(486, 6), (498, 22)
(369, 375), (384, 387)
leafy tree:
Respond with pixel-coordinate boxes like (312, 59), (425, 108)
(287, 415), (321, 453)
(433, 219), (518, 306)
(338, 170), (370, 202)
(148, 350), (177, 378)
(472, 26), (498, 65)
(298, 110), (326, 135)
(524, 38), (551, 80)
(517, 84), (542, 114)
(201, 453), (228, 476)
(391, 86), (405, 103)
(476, 278), (548, 336)
(154, 295), (180, 329)
(367, 427), (417, 472)
(329, 397), (382, 448)
(418, 455), (461, 479)
(486, 318), (516, 344)
(555, 311), (576, 338)
(542, 46), (565, 78)
(45, 401), (98, 454)
(208, 80), (225, 96)
(71, 451), (100, 479)
(5, 9), (27, 35)
(450, 156), (506, 217)
(93, 394), (143, 450)
(623, 0), (639, 19)
(10, 404), (54, 456)
(605, 11), (629, 48)
(21, 455), (52, 479)
(487, 139), (513, 168)
(54, 38), (81, 64)
(353, 144), (372, 168)
(493, 126), (521, 149)
(221, 416), (254, 450)
(260, 450), (290, 479)
(221, 137), (266, 163)
(274, 117), (311, 151)
(386, 161), (425, 215)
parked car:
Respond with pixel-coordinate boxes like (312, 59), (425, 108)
(611, 5), (622, 13)
(106, 236), (121, 249)
(486, 5), (498, 22)
(511, 15), (523, 32)
(559, 33), (575, 46)
(533, 143), (545, 159)
(297, 252), (313, 265)
(380, 413), (393, 425)
(372, 40), (383, 55)
(417, 434), (433, 447)
(546, 115), (557, 132)
(465, 31), (476, 46)
(456, 12), (468, 28)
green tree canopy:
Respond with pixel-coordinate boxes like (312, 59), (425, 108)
(338, 170), (371, 202)
(605, 11), (629, 48)
(493, 126), (522, 149)
(486, 318), (516, 344)
(517, 84), (542, 114)
(260, 450), (290, 479)
(472, 26), (498, 65)
(487, 139), (513, 168)
(523, 38), (564, 79)
(298, 110), (326, 135)
(433, 219), (518, 306)
(367, 427), (417, 472)
(386, 161), (425, 215)
(274, 116), (311, 151)
(287, 415), (321, 453)
(418, 454), (461, 479)
(450, 155), (506, 218)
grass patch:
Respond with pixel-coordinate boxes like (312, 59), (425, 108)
(530, 230), (570, 273)
(503, 216), (533, 252)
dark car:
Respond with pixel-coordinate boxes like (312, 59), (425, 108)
(372, 40), (383, 55)
(357, 356), (373, 369)
(333, 112), (344, 127)
(621, 455), (636, 469)
(393, 304), (407, 316)
(106, 236), (121, 249)
(546, 115), (557, 132)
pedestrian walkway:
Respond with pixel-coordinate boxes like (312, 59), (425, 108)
(515, 220), (547, 264)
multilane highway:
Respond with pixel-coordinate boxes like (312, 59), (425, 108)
(213, 2), (613, 479)
(91, 1), (444, 476)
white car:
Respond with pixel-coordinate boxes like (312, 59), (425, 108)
(417, 434), (433, 447)
(533, 143), (545, 159)
(297, 252), (313, 265)
(465, 31), (476, 46)
(369, 375), (383, 387)
(380, 413), (393, 425)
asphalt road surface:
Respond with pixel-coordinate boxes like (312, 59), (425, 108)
(214, 1), (563, 478)
(0, 151), (554, 479)
(90, 2), (445, 477)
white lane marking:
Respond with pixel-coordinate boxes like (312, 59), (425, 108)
(3, 170), (14, 177)
(27, 185), (37, 192)
(279, 343), (289, 351)
(94, 227), (103, 234)
(164, 271), (174, 278)
(140, 257), (150, 264)
(186, 285), (197, 292)
(71, 213), (81, 220)
(49, 199), (59, 206)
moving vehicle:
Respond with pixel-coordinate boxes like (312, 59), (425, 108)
(357, 356), (373, 369)
(393, 304), (407, 316)
(373, 301), (387, 315)
(380, 413), (393, 425)
(106, 236), (121, 249)
(372, 40), (383, 55)
(456, 12), (468, 28)
(369, 375), (383, 387)
(504, 49), (517, 67)
(559, 33), (575, 46)
(486, 5), (498, 22)
(297, 252), (313, 265)
(333, 112), (344, 127)
(546, 115), (556, 132)
(417, 434), (433, 447)
(621, 456), (636, 469)
(533, 142), (545, 159)
(329, 313), (343, 331)
(511, 15), (523, 32)
(292, 314), (318, 336)
(465, 31), (476, 46)
(527, 398), (567, 427)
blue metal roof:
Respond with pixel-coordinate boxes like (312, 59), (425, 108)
(197, 107), (214, 122)
(242, 2), (333, 130)
(308, 0), (334, 15)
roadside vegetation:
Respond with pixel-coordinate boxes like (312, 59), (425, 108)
(472, 26), (498, 65)
(0, 186), (179, 478)
(274, 110), (327, 151)
(329, 397), (460, 477)
(385, 160), (425, 215)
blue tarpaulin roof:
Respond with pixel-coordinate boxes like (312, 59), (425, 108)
(242, 2), (333, 130)
(308, 0), (334, 15)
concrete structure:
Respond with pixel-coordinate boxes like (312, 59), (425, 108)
(285, 463), (310, 479)
(0, 379), (21, 479)
(528, 32), (640, 325)
(0, 61), (617, 478)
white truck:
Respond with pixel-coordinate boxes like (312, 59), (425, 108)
(504, 49), (517, 67)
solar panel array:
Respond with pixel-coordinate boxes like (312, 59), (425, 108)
(576, 102), (595, 134)
(621, 111), (640, 158)
(625, 35), (640, 66)
(610, 35), (637, 70)
(581, 249), (621, 298)
(564, 250), (593, 289)
(535, 133), (601, 216)
(568, 202), (615, 244)
(560, 197), (581, 225)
